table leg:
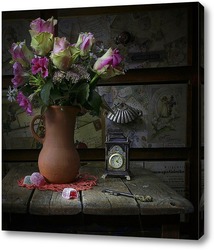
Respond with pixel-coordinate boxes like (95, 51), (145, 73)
(161, 214), (180, 239)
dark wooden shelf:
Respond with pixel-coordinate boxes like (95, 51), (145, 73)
(2, 66), (194, 90)
(2, 147), (193, 162)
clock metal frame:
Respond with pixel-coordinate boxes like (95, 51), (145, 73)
(102, 131), (131, 180)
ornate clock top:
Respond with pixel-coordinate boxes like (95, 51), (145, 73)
(106, 130), (129, 143)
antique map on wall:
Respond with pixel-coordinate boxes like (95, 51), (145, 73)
(98, 84), (187, 148)
(109, 7), (188, 68)
(58, 6), (188, 69)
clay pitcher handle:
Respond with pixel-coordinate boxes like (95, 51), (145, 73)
(30, 115), (45, 144)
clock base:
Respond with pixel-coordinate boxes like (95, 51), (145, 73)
(101, 171), (131, 181)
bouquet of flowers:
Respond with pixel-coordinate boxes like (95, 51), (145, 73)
(7, 16), (125, 116)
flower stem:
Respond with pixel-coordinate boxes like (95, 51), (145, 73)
(89, 74), (99, 89)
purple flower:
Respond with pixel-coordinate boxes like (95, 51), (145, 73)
(31, 57), (49, 78)
(16, 91), (33, 115)
(9, 42), (33, 67)
(11, 62), (25, 87)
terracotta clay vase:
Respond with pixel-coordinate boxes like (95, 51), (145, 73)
(30, 106), (80, 184)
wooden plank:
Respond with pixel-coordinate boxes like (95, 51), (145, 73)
(29, 190), (82, 215)
(123, 168), (194, 215)
(3, 165), (82, 216)
(2, 163), (194, 218)
(2, 165), (36, 213)
(29, 190), (52, 215)
(80, 163), (139, 215)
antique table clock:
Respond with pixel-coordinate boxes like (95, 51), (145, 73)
(102, 131), (131, 180)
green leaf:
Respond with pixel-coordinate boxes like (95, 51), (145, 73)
(21, 85), (34, 96)
(41, 105), (47, 115)
(76, 83), (90, 105)
(50, 88), (62, 102)
(40, 81), (53, 106)
(60, 82), (69, 91)
(87, 90), (102, 115)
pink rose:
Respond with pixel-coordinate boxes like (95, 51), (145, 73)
(75, 32), (95, 57)
(50, 37), (79, 71)
(52, 37), (70, 54)
(93, 48), (124, 79)
(29, 17), (57, 56)
(30, 16), (57, 35)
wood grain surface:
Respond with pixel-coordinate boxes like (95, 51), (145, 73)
(2, 162), (193, 216)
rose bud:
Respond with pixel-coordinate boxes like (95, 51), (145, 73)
(93, 48), (124, 79)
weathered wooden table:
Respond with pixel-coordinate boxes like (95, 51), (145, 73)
(2, 162), (194, 238)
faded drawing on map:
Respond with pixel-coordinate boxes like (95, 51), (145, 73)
(74, 113), (103, 148)
(148, 84), (187, 147)
(98, 84), (187, 148)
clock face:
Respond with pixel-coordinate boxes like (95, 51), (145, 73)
(108, 153), (124, 169)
